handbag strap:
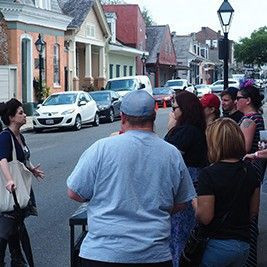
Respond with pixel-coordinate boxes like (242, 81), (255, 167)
(1, 129), (18, 161)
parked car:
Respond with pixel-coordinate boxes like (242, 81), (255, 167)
(185, 84), (197, 95)
(32, 91), (99, 132)
(165, 79), (189, 91)
(210, 79), (239, 93)
(152, 87), (175, 107)
(89, 90), (121, 122)
(195, 84), (211, 98)
(105, 75), (152, 97)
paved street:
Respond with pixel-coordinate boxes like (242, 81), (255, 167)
(6, 107), (267, 266)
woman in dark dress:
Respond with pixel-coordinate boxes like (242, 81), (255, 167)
(194, 118), (260, 266)
(164, 91), (207, 266)
(0, 99), (44, 266)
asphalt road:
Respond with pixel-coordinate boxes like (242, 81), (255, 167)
(20, 108), (171, 267)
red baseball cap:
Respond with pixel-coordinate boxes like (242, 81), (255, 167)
(200, 93), (220, 110)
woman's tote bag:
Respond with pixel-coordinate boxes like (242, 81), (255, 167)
(0, 134), (33, 212)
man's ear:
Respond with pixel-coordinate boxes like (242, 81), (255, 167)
(246, 97), (252, 106)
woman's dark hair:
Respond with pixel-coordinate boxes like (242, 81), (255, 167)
(239, 85), (263, 110)
(174, 91), (206, 131)
(0, 98), (22, 126)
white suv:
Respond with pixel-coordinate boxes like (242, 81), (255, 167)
(105, 75), (152, 97)
(33, 91), (99, 132)
(210, 79), (239, 93)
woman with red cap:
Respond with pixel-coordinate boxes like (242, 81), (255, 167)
(200, 93), (221, 126)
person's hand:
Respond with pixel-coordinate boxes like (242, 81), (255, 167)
(31, 164), (44, 180)
(6, 180), (15, 193)
(167, 112), (177, 131)
(243, 153), (257, 160)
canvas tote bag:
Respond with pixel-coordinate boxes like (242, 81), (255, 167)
(0, 134), (33, 212)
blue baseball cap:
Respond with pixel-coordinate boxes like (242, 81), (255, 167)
(120, 90), (155, 117)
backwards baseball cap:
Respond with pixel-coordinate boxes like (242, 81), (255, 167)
(221, 87), (239, 100)
(120, 90), (155, 117)
(200, 93), (220, 110)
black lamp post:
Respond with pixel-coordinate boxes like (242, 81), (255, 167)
(141, 53), (147, 75)
(35, 34), (45, 100)
(217, 0), (234, 89)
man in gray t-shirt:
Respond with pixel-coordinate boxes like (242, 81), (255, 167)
(67, 90), (196, 266)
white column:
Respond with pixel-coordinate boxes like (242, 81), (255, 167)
(85, 44), (92, 78)
(99, 46), (105, 78)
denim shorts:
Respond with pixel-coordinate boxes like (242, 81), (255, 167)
(200, 239), (250, 267)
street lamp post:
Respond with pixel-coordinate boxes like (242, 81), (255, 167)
(217, 0), (234, 89)
(141, 53), (147, 75)
(35, 34), (45, 101)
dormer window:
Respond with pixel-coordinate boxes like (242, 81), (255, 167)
(35, 0), (51, 10)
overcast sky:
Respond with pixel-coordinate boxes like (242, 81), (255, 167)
(126, 0), (266, 42)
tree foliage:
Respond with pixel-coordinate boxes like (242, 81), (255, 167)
(141, 7), (154, 27)
(234, 26), (267, 66)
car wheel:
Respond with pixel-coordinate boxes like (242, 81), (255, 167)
(74, 115), (82, 131)
(93, 113), (99, 127)
(108, 109), (114, 123)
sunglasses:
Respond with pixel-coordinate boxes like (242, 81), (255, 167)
(236, 96), (247, 101)
(172, 105), (179, 111)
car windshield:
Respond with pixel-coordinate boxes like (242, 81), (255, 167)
(43, 94), (77, 106)
(195, 85), (206, 89)
(90, 93), (111, 102)
(166, 81), (183, 87)
(153, 88), (171, 95)
(105, 79), (136, 91)
(213, 81), (224, 85)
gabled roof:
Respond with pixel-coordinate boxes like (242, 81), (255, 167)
(172, 35), (192, 59)
(3, 0), (63, 13)
(146, 25), (166, 64)
(196, 26), (223, 44)
(58, 0), (95, 28)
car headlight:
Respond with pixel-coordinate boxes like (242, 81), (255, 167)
(61, 109), (75, 115)
(164, 96), (171, 101)
(98, 105), (110, 110)
(33, 111), (40, 117)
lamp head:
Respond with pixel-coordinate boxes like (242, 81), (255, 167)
(217, 0), (234, 33)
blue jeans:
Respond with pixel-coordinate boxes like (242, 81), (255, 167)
(200, 239), (250, 267)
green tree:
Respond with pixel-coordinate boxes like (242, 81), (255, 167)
(234, 26), (267, 67)
(142, 7), (154, 26)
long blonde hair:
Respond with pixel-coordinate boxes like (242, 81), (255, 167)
(206, 118), (246, 163)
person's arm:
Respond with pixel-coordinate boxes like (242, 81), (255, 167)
(249, 187), (260, 219)
(0, 158), (15, 192)
(240, 119), (256, 153)
(67, 188), (86, 203)
(244, 149), (267, 160)
(195, 195), (215, 225)
(172, 159), (196, 214)
(28, 162), (44, 180)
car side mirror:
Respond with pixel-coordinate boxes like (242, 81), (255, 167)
(139, 83), (146, 89)
(37, 104), (42, 109)
(78, 100), (87, 106)
(112, 97), (119, 102)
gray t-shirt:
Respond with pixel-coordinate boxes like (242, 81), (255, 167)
(67, 130), (196, 263)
